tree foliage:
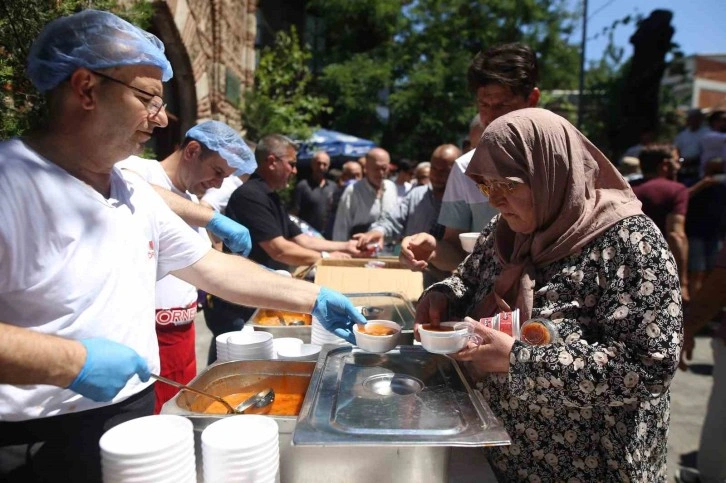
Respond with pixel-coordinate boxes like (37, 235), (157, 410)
(241, 27), (330, 142)
(307, 0), (582, 160)
(0, 0), (152, 139)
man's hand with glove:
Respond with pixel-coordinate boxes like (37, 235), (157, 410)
(311, 287), (367, 343)
(68, 338), (150, 402)
(206, 212), (252, 256)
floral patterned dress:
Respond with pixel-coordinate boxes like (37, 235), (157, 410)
(426, 214), (682, 482)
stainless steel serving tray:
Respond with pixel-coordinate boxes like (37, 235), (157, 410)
(293, 345), (510, 447)
(249, 292), (417, 344)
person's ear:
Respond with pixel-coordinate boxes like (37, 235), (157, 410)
(69, 68), (99, 111)
(527, 87), (542, 107)
(528, 87), (541, 108)
(182, 140), (203, 162)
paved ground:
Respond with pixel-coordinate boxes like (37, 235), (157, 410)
(192, 313), (716, 482)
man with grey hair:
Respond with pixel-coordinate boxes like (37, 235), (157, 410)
(204, 134), (362, 359)
(0, 11), (365, 481)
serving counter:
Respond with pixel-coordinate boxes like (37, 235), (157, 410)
(161, 347), (509, 482)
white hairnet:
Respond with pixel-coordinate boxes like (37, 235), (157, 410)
(185, 121), (256, 176)
(27, 9), (173, 93)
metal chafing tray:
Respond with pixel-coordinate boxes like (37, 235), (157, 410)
(292, 345), (510, 447)
(249, 292), (417, 344)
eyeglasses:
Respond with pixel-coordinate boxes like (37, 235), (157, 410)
(476, 179), (519, 197)
(90, 70), (166, 117)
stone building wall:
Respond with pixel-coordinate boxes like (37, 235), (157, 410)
(121, 0), (258, 131)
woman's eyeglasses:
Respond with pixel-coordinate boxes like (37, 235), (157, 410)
(90, 70), (166, 117)
(476, 179), (519, 197)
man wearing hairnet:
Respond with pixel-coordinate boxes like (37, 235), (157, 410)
(0, 10), (365, 482)
(118, 120), (256, 412)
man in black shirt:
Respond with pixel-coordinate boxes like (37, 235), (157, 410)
(204, 134), (362, 361)
(291, 151), (337, 233)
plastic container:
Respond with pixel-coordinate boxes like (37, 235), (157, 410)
(478, 311), (558, 346)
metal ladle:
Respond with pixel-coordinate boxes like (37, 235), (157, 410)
(151, 374), (274, 415)
(233, 388), (276, 413)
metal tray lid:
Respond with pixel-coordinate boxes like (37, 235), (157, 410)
(292, 345), (510, 447)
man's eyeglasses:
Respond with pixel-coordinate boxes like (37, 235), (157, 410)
(90, 70), (166, 117)
(476, 179), (519, 197)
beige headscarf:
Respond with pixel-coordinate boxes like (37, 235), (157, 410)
(465, 108), (643, 321)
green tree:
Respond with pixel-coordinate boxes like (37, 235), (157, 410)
(0, 0), (152, 139)
(307, 0), (582, 160)
(241, 27), (330, 142)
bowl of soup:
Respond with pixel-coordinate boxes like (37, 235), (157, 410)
(353, 320), (401, 353)
(418, 321), (472, 354)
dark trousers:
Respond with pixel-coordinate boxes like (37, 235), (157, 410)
(0, 385), (155, 483)
(203, 294), (254, 365)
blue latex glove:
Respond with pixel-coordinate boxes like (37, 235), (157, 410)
(206, 212), (252, 257)
(68, 339), (150, 402)
(311, 287), (367, 344)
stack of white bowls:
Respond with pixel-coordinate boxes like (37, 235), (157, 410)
(215, 332), (233, 362)
(272, 337), (303, 358)
(310, 316), (351, 347)
(202, 415), (280, 483)
(277, 343), (322, 361)
(99, 415), (196, 483)
(225, 331), (275, 361)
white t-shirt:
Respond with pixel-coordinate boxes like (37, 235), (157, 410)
(118, 156), (208, 315)
(438, 150), (499, 232)
(201, 175), (243, 213)
(0, 140), (210, 421)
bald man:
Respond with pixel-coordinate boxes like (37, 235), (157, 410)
(332, 147), (398, 240)
(354, 144), (461, 251)
(290, 151), (336, 233)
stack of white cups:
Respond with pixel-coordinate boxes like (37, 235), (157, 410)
(99, 415), (196, 483)
(202, 415), (280, 483)
(310, 316), (351, 347)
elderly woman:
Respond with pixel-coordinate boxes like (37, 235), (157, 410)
(416, 109), (681, 482)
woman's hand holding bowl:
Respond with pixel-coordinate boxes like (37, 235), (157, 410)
(413, 291), (449, 341)
(451, 321), (515, 373)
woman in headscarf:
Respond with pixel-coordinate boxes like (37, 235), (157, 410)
(416, 108), (682, 482)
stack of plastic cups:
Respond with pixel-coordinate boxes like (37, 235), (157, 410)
(310, 316), (351, 347)
(226, 331), (275, 360)
(202, 415), (280, 483)
(99, 415), (196, 483)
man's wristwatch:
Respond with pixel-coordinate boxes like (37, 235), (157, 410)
(321, 251), (330, 259)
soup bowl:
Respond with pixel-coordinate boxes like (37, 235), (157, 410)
(353, 320), (401, 353)
(418, 321), (480, 354)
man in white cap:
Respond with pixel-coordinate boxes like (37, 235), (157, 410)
(0, 10), (365, 482)
(118, 120), (256, 412)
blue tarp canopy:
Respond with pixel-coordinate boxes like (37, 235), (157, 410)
(297, 129), (375, 161)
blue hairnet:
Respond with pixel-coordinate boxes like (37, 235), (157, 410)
(185, 121), (256, 176)
(27, 9), (173, 93)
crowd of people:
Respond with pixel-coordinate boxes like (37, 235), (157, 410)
(1, 7), (725, 483)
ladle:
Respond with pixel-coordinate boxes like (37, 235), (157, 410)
(233, 388), (276, 413)
(150, 373), (240, 414)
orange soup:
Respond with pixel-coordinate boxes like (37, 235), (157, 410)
(254, 310), (312, 326)
(360, 324), (398, 336)
(421, 324), (455, 332)
(202, 376), (310, 416)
